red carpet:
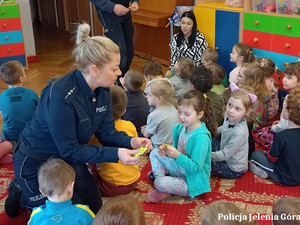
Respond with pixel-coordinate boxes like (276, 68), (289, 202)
(1, 156), (300, 225)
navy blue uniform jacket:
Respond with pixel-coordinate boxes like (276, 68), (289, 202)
(18, 70), (132, 163)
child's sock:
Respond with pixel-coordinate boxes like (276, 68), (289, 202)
(0, 153), (13, 164)
(249, 161), (268, 179)
(147, 189), (171, 202)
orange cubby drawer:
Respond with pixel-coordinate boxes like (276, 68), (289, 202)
(243, 29), (272, 51)
(271, 34), (300, 57)
(0, 42), (25, 57)
(0, 17), (21, 32)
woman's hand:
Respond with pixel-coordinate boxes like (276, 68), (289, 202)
(130, 137), (152, 153)
(113, 4), (129, 16)
(160, 144), (180, 159)
(118, 148), (140, 165)
(129, 2), (139, 12)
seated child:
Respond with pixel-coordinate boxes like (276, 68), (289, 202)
(143, 60), (164, 94)
(120, 69), (149, 137)
(202, 200), (257, 225)
(249, 87), (300, 186)
(237, 63), (270, 131)
(96, 85), (141, 197)
(272, 196), (300, 225)
(190, 66), (224, 126)
(211, 83), (257, 179)
(229, 43), (255, 84)
(255, 57), (279, 119)
(0, 60), (39, 151)
(169, 58), (194, 101)
(28, 158), (95, 225)
(201, 47), (228, 87)
(92, 195), (146, 225)
(147, 90), (217, 202)
(207, 63), (226, 96)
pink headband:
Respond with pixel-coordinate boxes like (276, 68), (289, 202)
(230, 83), (257, 104)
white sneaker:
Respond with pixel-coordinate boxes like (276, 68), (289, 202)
(249, 161), (268, 179)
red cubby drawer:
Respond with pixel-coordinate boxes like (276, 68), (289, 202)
(0, 17), (21, 32)
(272, 34), (300, 57)
(243, 29), (272, 51)
(0, 42), (25, 57)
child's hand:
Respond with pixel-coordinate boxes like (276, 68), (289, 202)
(160, 143), (180, 158)
(272, 120), (279, 126)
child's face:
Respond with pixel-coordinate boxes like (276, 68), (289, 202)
(282, 102), (289, 120)
(282, 73), (300, 90)
(144, 75), (151, 83)
(226, 97), (246, 124)
(178, 104), (203, 129)
(146, 91), (159, 107)
(237, 67), (245, 86)
(201, 58), (210, 68)
(230, 48), (240, 63)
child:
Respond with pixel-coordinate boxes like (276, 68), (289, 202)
(120, 69), (149, 137)
(93, 195), (146, 225)
(237, 63), (270, 131)
(201, 48), (228, 88)
(211, 83), (257, 179)
(229, 43), (255, 84)
(256, 57), (279, 119)
(143, 60), (164, 94)
(201, 47), (218, 68)
(147, 90), (217, 202)
(141, 79), (178, 149)
(202, 200), (257, 225)
(250, 87), (300, 186)
(0, 61), (39, 150)
(207, 63), (226, 96)
(272, 196), (300, 225)
(190, 66), (224, 126)
(95, 85), (141, 197)
(28, 158), (95, 225)
(169, 58), (195, 101)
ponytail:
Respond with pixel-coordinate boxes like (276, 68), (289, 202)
(202, 95), (217, 138)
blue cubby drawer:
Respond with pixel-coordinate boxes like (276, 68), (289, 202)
(0, 54), (26, 66)
(252, 48), (298, 72)
(0, 30), (23, 44)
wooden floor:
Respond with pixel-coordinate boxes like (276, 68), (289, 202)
(0, 22), (168, 127)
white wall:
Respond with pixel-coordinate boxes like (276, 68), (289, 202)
(16, 0), (36, 56)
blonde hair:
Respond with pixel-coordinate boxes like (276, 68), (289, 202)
(233, 43), (255, 63)
(241, 63), (270, 104)
(147, 79), (176, 106)
(38, 158), (75, 197)
(207, 63), (225, 85)
(93, 195), (146, 225)
(285, 62), (300, 82)
(202, 200), (257, 225)
(255, 57), (276, 78)
(272, 196), (300, 225)
(0, 60), (24, 85)
(177, 58), (195, 79)
(72, 23), (120, 74)
(286, 87), (300, 125)
(202, 48), (218, 63)
(110, 85), (128, 120)
(124, 69), (143, 92)
(178, 90), (217, 137)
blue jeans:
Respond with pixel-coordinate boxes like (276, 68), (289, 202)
(95, 9), (134, 77)
(251, 150), (280, 183)
(13, 149), (102, 213)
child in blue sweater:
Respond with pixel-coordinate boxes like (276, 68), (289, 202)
(147, 90), (217, 202)
(28, 158), (95, 225)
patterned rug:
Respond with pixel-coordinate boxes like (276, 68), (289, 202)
(1, 156), (300, 225)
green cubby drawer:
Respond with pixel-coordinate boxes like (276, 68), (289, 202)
(273, 16), (300, 38)
(244, 13), (274, 33)
(0, 4), (19, 19)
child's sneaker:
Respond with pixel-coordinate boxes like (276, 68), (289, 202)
(148, 171), (155, 182)
(147, 190), (171, 202)
(249, 161), (268, 179)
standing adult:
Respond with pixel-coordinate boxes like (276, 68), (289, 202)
(170, 10), (208, 72)
(89, 0), (139, 80)
(5, 23), (152, 217)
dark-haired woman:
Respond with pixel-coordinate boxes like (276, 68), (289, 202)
(170, 11), (208, 71)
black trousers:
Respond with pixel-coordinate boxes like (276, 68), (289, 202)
(13, 149), (102, 214)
